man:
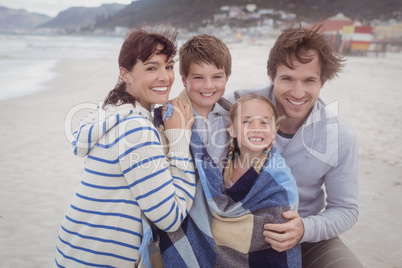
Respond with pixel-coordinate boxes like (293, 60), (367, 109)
(222, 27), (362, 267)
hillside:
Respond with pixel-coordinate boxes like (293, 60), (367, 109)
(97, 0), (402, 30)
(39, 4), (126, 30)
(0, 6), (51, 31)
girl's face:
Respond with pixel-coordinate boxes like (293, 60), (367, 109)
(120, 43), (175, 111)
(228, 99), (277, 155)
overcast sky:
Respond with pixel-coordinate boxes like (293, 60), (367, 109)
(0, 0), (133, 17)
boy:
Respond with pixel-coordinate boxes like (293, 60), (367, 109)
(143, 34), (233, 267)
(222, 27), (362, 267)
(175, 34), (232, 169)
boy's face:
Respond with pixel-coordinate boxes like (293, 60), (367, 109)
(269, 52), (323, 130)
(182, 63), (228, 117)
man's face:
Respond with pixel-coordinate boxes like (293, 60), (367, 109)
(270, 52), (323, 129)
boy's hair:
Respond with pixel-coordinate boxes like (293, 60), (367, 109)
(179, 34), (232, 78)
(267, 27), (345, 84)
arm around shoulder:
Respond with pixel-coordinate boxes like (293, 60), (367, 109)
(119, 118), (195, 232)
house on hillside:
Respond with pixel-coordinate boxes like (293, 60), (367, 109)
(314, 13), (354, 33)
(311, 13), (379, 56)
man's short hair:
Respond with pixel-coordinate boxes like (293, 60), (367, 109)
(267, 27), (345, 84)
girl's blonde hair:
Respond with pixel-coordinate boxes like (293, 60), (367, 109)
(222, 93), (280, 185)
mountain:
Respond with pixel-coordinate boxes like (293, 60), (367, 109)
(97, 0), (402, 30)
(0, 6), (51, 31)
(39, 4), (126, 31)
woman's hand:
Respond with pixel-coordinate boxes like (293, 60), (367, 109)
(163, 99), (193, 130)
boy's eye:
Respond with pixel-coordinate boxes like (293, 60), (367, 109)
(214, 75), (223, 79)
(147, 67), (156, 71)
(166, 65), (174, 70)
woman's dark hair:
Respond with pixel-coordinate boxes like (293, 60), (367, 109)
(103, 28), (178, 108)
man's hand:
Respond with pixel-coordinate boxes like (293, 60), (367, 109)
(263, 210), (304, 252)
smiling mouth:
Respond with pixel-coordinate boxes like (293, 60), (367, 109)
(151, 86), (168, 92)
(249, 137), (263, 142)
(201, 92), (214, 97)
(288, 99), (305, 106)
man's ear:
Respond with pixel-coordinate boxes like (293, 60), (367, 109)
(268, 74), (274, 85)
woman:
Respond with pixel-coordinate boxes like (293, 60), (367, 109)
(55, 29), (195, 267)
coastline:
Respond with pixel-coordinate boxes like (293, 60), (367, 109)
(0, 44), (401, 267)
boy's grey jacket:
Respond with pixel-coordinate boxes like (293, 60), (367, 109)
(218, 83), (359, 243)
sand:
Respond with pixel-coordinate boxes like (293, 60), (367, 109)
(0, 41), (401, 267)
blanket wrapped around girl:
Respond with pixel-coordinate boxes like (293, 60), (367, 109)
(145, 93), (301, 267)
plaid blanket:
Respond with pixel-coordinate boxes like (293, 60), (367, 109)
(140, 113), (301, 267)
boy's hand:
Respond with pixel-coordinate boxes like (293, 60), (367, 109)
(263, 210), (304, 252)
(163, 99), (193, 130)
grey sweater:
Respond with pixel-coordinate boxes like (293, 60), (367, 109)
(220, 84), (359, 243)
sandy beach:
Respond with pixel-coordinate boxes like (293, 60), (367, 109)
(0, 40), (401, 267)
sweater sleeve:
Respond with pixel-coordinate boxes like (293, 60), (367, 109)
(300, 133), (359, 243)
(118, 118), (195, 232)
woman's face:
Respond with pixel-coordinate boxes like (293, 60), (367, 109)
(121, 43), (175, 110)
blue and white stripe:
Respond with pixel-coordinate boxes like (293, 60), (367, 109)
(55, 103), (195, 267)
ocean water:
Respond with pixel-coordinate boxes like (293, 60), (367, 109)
(0, 33), (125, 101)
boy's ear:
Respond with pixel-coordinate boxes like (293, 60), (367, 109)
(181, 76), (188, 89)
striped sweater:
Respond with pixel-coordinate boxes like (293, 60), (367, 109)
(55, 102), (195, 268)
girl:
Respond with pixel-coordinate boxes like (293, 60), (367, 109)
(209, 93), (301, 267)
(157, 93), (301, 267)
(223, 93), (280, 189)
(55, 29), (195, 267)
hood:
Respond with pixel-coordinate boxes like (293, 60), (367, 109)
(70, 103), (150, 157)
